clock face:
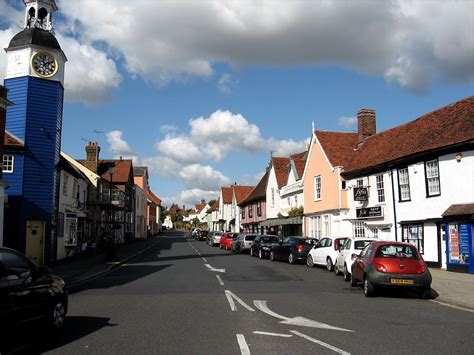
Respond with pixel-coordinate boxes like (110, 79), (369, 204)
(31, 52), (58, 77)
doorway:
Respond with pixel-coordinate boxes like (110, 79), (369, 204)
(26, 220), (45, 265)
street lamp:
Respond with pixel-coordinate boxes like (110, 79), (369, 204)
(106, 165), (116, 261)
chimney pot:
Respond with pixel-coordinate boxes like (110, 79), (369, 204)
(85, 141), (100, 173)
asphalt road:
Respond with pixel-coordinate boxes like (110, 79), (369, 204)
(3, 230), (473, 354)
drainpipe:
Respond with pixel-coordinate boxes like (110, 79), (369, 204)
(390, 168), (398, 241)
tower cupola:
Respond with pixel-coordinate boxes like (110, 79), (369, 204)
(24, 0), (58, 32)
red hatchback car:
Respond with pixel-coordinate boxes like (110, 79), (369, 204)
(351, 241), (432, 298)
(220, 233), (239, 250)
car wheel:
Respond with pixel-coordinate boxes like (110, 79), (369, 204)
(258, 249), (264, 259)
(307, 255), (314, 267)
(48, 300), (66, 330)
(343, 264), (350, 282)
(334, 264), (341, 275)
(350, 271), (358, 287)
(364, 277), (376, 297)
(288, 254), (295, 264)
(326, 257), (333, 271)
(270, 251), (275, 261)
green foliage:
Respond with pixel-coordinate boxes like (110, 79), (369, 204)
(288, 206), (304, 217)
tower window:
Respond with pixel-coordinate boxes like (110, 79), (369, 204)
(2, 155), (14, 173)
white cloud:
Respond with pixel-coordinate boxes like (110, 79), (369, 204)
(179, 164), (231, 190)
(160, 124), (178, 133)
(218, 73), (239, 95)
(106, 130), (135, 157)
(156, 135), (203, 164)
(338, 116), (357, 129)
(161, 189), (220, 209)
(57, 0), (473, 93)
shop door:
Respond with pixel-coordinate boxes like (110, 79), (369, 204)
(26, 220), (45, 265)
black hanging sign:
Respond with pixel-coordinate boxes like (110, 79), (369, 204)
(356, 206), (383, 218)
(353, 187), (368, 201)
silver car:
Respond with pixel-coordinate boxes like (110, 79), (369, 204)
(209, 231), (223, 246)
(232, 234), (257, 253)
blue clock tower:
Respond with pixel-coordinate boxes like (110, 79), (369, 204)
(3, 0), (66, 265)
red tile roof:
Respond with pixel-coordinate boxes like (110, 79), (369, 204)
(290, 151), (307, 179)
(221, 187), (233, 204)
(78, 159), (133, 184)
(345, 96), (474, 175)
(208, 199), (220, 212)
(315, 131), (358, 168)
(239, 170), (269, 205)
(195, 202), (207, 213)
(4, 131), (24, 148)
(233, 185), (254, 204)
(272, 157), (290, 189)
(147, 190), (161, 206)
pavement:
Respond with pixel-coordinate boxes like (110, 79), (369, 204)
(50, 234), (164, 288)
(50, 230), (474, 311)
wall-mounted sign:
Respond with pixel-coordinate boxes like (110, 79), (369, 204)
(353, 187), (368, 201)
(356, 206), (383, 219)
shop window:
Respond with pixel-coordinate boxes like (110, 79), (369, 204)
(402, 224), (424, 254)
(397, 167), (411, 201)
(425, 159), (441, 197)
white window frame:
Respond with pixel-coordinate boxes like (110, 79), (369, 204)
(398, 168), (411, 201)
(310, 215), (321, 239)
(314, 176), (322, 201)
(353, 222), (365, 238)
(425, 159), (440, 197)
(357, 178), (364, 188)
(271, 188), (275, 207)
(2, 154), (14, 173)
(323, 214), (329, 236)
(294, 195), (298, 206)
(376, 174), (385, 203)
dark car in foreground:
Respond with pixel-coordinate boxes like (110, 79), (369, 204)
(249, 235), (280, 259)
(350, 241), (432, 297)
(0, 247), (68, 332)
(270, 237), (317, 264)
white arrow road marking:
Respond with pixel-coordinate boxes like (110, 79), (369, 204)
(225, 290), (255, 312)
(254, 300), (353, 332)
(291, 330), (351, 355)
(253, 331), (293, 338)
(236, 334), (251, 355)
(202, 257), (208, 262)
(205, 264), (226, 273)
(216, 275), (225, 286)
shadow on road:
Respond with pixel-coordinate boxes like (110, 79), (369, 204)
(0, 316), (116, 354)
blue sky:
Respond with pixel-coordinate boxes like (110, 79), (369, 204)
(1, 0), (473, 208)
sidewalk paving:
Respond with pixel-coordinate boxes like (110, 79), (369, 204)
(50, 235), (163, 287)
(50, 233), (474, 311)
(429, 268), (474, 311)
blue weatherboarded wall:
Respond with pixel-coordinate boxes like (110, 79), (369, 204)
(4, 76), (63, 263)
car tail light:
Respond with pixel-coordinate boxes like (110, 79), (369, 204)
(375, 263), (387, 273)
(417, 262), (426, 274)
(297, 245), (304, 252)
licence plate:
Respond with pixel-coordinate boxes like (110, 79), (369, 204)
(390, 278), (414, 285)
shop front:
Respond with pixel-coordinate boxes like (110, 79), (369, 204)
(442, 204), (474, 274)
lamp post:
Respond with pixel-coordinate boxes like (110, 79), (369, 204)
(106, 165), (116, 261)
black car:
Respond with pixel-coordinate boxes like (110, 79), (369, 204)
(0, 247), (68, 332)
(197, 230), (209, 241)
(269, 237), (317, 264)
(249, 235), (280, 259)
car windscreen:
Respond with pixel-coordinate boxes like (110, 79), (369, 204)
(299, 238), (317, 245)
(214, 232), (222, 236)
(375, 245), (419, 259)
(261, 236), (279, 243)
(354, 240), (373, 250)
(244, 235), (256, 241)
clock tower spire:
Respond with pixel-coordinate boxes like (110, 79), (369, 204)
(3, 0), (66, 264)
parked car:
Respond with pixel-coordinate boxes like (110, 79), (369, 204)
(0, 247), (68, 331)
(197, 230), (209, 241)
(220, 232), (240, 250)
(269, 237), (317, 264)
(191, 228), (201, 239)
(350, 241), (432, 297)
(231, 234), (257, 253)
(249, 235), (280, 259)
(209, 231), (223, 246)
(206, 231), (214, 245)
(306, 236), (348, 270)
(335, 237), (379, 281)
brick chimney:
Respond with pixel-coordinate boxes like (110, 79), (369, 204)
(0, 86), (12, 180)
(84, 141), (100, 173)
(357, 109), (376, 145)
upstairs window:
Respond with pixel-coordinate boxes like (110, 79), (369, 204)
(248, 205), (253, 218)
(376, 174), (385, 203)
(357, 178), (364, 187)
(314, 176), (322, 201)
(257, 201), (262, 216)
(425, 159), (440, 197)
(62, 174), (69, 196)
(271, 188), (275, 207)
(241, 208), (245, 220)
(398, 168), (411, 201)
(2, 155), (14, 173)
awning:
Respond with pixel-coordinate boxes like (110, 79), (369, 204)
(442, 204), (474, 218)
(261, 216), (303, 227)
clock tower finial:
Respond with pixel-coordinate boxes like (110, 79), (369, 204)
(23, 0), (58, 32)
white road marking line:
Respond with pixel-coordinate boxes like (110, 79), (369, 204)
(205, 264), (226, 273)
(225, 290), (255, 312)
(202, 257), (208, 262)
(430, 300), (474, 313)
(216, 275), (224, 286)
(236, 334), (251, 355)
(290, 330), (350, 355)
(253, 331), (292, 338)
(254, 300), (353, 332)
